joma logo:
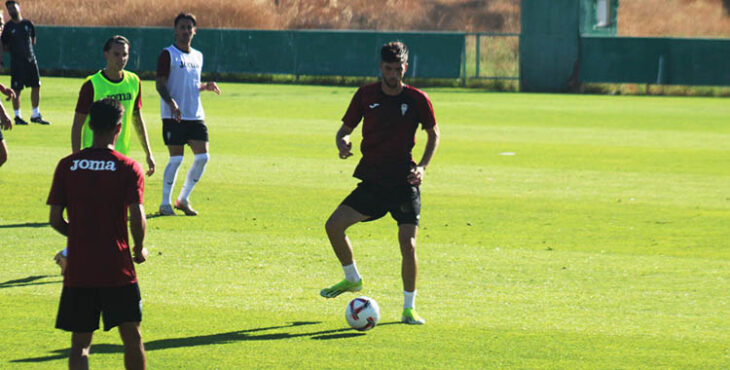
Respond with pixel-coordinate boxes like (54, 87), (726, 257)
(70, 159), (117, 172)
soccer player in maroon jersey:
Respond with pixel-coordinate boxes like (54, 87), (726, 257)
(47, 98), (148, 369)
(320, 42), (441, 325)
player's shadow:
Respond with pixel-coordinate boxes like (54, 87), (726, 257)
(0, 222), (49, 229)
(11, 320), (391, 363)
(0, 275), (60, 289)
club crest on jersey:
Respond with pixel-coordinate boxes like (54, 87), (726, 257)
(70, 159), (117, 172)
(401, 104), (408, 116)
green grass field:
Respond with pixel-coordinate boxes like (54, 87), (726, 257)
(1, 77), (729, 369)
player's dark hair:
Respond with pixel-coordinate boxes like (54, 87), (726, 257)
(89, 98), (124, 133)
(381, 41), (408, 64)
(103, 35), (130, 52)
(174, 12), (197, 27)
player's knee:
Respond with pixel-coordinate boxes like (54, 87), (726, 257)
(325, 214), (347, 234)
(193, 153), (209, 166)
(119, 324), (142, 345)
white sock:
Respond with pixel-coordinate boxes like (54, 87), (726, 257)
(343, 262), (361, 283)
(161, 155), (183, 206)
(14, 109), (20, 118)
(404, 290), (416, 309)
(32, 107), (40, 117)
(178, 153), (209, 203)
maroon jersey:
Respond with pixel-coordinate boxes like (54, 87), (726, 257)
(47, 148), (144, 287)
(342, 83), (437, 186)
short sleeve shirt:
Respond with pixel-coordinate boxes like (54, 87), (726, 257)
(47, 148), (145, 287)
(1, 19), (36, 62)
(342, 83), (437, 186)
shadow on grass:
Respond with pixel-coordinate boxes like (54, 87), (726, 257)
(0, 275), (61, 289)
(12, 321), (406, 363)
(0, 222), (49, 229)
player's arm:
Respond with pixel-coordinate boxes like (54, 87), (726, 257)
(0, 85), (12, 130)
(70, 112), (86, 153)
(156, 75), (181, 122)
(408, 125), (440, 186)
(155, 50), (181, 121)
(132, 110), (155, 176)
(131, 82), (154, 176)
(128, 202), (148, 264)
(49, 205), (69, 237)
(335, 124), (354, 159)
(72, 81), (93, 153)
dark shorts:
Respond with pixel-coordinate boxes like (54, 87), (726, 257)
(342, 181), (421, 226)
(56, 283), (142, 332)
(10, 59), (40, 91)
(162, 119), (208, 145)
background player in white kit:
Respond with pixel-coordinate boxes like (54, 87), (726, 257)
(156, 12), (220, 216)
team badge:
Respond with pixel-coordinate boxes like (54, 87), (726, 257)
(401, 104), (408, 116)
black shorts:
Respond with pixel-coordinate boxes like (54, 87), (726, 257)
(342, 182), (421, 226)
(56, 283), (142, 332)
(162, 119), (208, 145)
(10, 59), (40, 91)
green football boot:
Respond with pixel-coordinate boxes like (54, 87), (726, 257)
(319, 278), (362, 298)
(401, 308), (426, 325)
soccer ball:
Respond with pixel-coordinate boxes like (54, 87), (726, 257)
(345, 296), (380, 331)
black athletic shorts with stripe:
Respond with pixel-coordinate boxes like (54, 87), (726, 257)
(341, 181), (421, 226)
(162, 119), (208, 145)
(55, 283), (142, 332)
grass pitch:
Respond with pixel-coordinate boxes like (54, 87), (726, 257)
(1, 78), (729, 369)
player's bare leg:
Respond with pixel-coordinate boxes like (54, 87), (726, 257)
(175, 140), (208, 216)
(321, 205), (369, 298)
(29, 86), (49, 124)
(30, 86), (39, 109)
(10, 89), (27, 125)
(118, 322), (146, 370)
(399, 223), (425, 324)
(69, 332), (93, 370)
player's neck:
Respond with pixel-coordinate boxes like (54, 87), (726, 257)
(90, 139), (115, 150)
(175, 42), (192, 53)
(381, 80), (404, 96)
(103, 67), (124, 81)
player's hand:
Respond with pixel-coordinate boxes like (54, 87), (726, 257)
(204, 81), (221, 95)
(145, 155), (156, 176)
(168, 99), (182, 122)
(338, 140), (352, 159)
(407, 166), (425, 186)
(0, 114), (11, 130)
(1, 87), (15, 101)
(133, 246), (148, 264)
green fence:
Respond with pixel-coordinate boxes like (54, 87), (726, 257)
(580, 36), (730, 86)
(31, 26), (465, 79)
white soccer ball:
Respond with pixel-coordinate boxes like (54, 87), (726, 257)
(345, 296), (380, 331)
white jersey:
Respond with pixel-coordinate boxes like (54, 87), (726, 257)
(160, 45), (205, 120)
